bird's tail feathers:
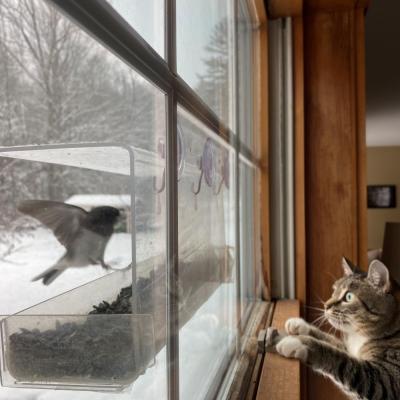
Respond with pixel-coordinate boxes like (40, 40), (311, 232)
(32, 266), (65, 285)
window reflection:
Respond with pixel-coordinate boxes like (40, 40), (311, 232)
(177, 0), (235, 129)
(107, 0), (164, 57)
(177, 106), (237, 399)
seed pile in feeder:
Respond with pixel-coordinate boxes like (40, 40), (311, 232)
(89, 276), (155, 315)
(7, 278), (156, 385)
(8, 317), (140, 383)
(90, 285), (133, 314)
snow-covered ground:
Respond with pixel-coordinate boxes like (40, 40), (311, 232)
(0, 228), (236, 399)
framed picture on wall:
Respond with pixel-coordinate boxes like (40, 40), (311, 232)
(368, 185), (397, 208)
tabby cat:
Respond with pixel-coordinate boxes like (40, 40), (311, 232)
(276, 258), (400, 400)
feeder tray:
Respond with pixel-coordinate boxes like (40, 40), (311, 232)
(0, 271), (155, 392)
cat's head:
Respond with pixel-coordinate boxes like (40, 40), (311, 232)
(324, 258), (398, 337)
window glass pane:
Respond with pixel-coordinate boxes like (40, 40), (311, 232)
(0, 0), (167, 398)
(177, 0), (235, 129)
(177, 106), (237, 400)
(107, 0), (164, 58)
(239, 158), (256, 326)
(238, 1), (254, 151)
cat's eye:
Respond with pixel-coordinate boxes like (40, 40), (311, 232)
(344, 291), (354, 302)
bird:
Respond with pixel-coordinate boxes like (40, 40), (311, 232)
(17, 200), (120, 285)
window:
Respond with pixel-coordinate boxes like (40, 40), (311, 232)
(0, 0), (261, 399)
(177, 106), (236, 399)
(106, 0), (164, 57)
(176, 0), (235, 129)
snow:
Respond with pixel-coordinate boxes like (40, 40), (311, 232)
(65, 194), (131, 210)
(0, 228), (236, 400)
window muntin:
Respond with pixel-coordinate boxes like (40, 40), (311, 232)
(0, 0), (261, 398)
(106, 0), (164, 58)
(176, 0), (235, 130)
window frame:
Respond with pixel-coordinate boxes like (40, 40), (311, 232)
(47, 1), (264, 399)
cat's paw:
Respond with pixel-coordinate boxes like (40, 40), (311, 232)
(285, 318), (311, 336)
(276, 336), (308, 362)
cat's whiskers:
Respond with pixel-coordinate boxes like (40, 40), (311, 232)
(305, 305), (325, 312)
(313, 313), (330, 329)
(315, 294), (325, 307)
(312, 316), (325, 328)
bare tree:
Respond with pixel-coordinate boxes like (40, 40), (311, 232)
(196, 19), (230, 124)
(0, 0), (156, 228)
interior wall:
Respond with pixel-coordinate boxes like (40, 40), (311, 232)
(367, 146), (400, 249)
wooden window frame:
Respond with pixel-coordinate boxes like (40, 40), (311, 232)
(264, 1), (369, 400)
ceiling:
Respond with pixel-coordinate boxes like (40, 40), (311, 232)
(366, 0), (400, 147)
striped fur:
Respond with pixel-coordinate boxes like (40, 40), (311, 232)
(276, 259), (400, 400)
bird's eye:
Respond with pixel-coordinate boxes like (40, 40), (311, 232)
(344, 292), (354, 302)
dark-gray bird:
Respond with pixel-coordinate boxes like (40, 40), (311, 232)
(17, 200), (120, 285)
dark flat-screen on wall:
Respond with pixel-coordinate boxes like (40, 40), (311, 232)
(368, 185), (396, 208)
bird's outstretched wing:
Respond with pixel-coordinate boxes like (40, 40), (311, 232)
(18, 200), (87, 248)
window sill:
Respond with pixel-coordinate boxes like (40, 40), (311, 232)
(225, 300), (300, 400)
(255, 300), (301, 400)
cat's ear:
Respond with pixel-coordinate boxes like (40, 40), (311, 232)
(368, 260), (391, 292)
(342, 257), (354, 276)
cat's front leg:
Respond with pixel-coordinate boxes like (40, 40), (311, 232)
(277, 335), (392, 400)
(285, 318), (344, 349)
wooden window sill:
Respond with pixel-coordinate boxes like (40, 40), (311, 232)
(227, 300), (300, 400)
(255, 300), (301, 400)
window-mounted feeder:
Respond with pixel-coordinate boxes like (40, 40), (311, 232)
(0, 270), (155, 391)
(0, 143), (161, 391)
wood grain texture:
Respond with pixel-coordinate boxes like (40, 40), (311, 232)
(267, 0), (369, 17)
(255, 19), (271, 301)
(248, 0), (267, 24)
(305, 0), (370, 13)
(228, 302), (271, 400)
(293, 17), (306, 310)
(303, 9), (367, 400)
(355, 8), (368, 269)
(256, 300), (301, 400)
(247, 0), (269, 300)
(305, 9), (358, 321)
(268, 0), (303, 18)
(245, 302), (275, 400)
(293, 18), (308, 400)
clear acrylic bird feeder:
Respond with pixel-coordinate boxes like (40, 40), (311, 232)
(0, 143), (160, 391)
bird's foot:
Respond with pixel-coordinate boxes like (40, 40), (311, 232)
(100, 260), (111, 270)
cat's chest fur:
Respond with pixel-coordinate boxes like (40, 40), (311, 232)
(344, 332), (368, 357)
